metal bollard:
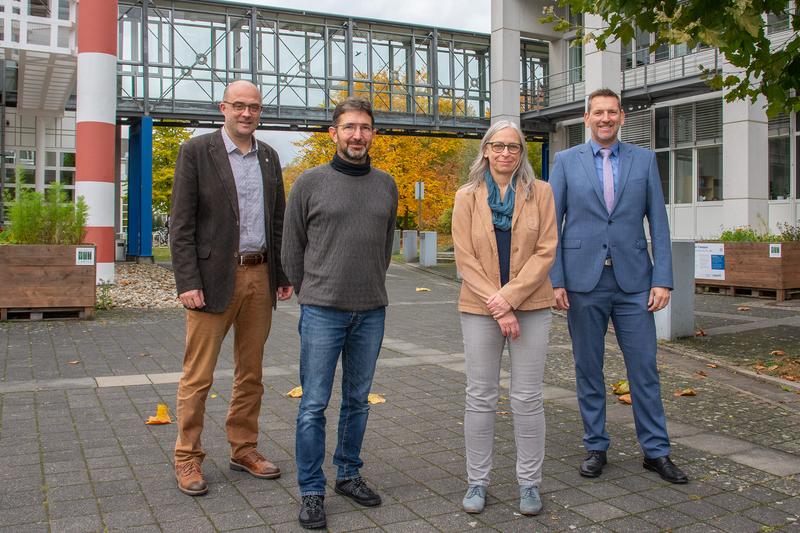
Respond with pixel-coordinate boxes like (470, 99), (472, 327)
(655, 239), (695, 340)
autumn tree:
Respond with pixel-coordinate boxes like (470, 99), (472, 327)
(543, 0), (799, 115)
(152, 126), (193, 215)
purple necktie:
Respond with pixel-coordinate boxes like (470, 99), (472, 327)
(600, 148), (614, 213)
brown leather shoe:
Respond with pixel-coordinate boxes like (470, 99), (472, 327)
(175, 460), (208, 496)
(230, 450), (281, 479)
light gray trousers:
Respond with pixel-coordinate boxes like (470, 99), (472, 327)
(461, 309), (551, 487)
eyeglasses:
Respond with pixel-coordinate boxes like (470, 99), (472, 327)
(223, 101), (263, 114)
(487, 142), (522, 154)
(335, 123), (374, 135)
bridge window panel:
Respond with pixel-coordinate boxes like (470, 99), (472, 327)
(391, 43), (408, 83)
(352, 31), (369, 80)
(328, 80), (349, 105)
(172, 10), (225, 71)
(308, 35), (326, 78)
(413, 88), (432, 115)
(328, 30), (347, 79)
(118, 65), (144, 100)
(414, 40), (431, 85)
(674, 149), (693, 204)
(118, 5), (143, 62)
(697, 146), (722, 201)
(259, 74), (278, 106)
(147, 12), (171, 65)
(229, 16), (251, 71)
(279, 32), (309, 78)
(307, 87), (326, 109)
(255, 20), (277, 73)
(437, 47), (452, 87)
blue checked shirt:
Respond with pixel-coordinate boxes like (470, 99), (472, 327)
(221, 127), (266, 253)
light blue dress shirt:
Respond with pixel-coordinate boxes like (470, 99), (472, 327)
(589, 139), (620, 189)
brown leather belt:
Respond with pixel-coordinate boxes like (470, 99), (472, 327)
(237, 252), (266, 266)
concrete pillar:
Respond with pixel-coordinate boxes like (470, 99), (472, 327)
(34, 116), (46, 193)
(655, 240), (695, 340)
(402, 230), (418, 262)
(392, 229), (400, 255)
(490, 0), (521, 124)
(583, 14), (622, 105)
(721, 66), (769, 230)
(419, 231), (437, 267)
(76, 0), (118, 284)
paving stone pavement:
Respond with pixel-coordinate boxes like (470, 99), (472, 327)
(1, 263), (799, 532)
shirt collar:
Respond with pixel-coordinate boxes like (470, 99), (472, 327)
(589, 139), (620, 157)
(221, 126), (257, 155)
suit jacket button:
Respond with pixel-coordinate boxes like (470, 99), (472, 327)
(602, 244), (607, 249)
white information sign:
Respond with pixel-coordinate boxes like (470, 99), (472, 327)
(694, 242), (725, 280)
(75, 247), (96, 266)
(769, 243), (782, 258)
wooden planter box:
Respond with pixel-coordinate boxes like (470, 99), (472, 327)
(0, 244), (96, 319)
(695, 242), (800, 301)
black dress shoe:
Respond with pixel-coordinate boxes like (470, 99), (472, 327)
(335, 476), (382, 507)
(298, 495), (326, 529)
(579, 450), (607, 478)
(643, 456), (689, 484)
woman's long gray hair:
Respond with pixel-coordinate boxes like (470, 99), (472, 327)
(462, 120), (535, 199)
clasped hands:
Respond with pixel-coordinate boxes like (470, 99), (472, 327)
(486, 293), (520, 339)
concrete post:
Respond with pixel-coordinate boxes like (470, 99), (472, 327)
(722, 63), (769, 231)
(392, 229), (400, 255)
(34, 116), (46, 193)
(655, 240), (695, 340)
(402, 230), (418, 262)
(419, 231), (437, 267)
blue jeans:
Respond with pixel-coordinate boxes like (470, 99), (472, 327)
(295, 304), (385, 496)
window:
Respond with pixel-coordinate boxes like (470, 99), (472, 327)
(655, 107), (670, 149)
(567, 6), (583, 29)
(621, 28), (651, 69)
(568, 41), (583, 83)
(656, 151), (670, 203)
(697, 146), (722, 201)
(566, 123), (585, 148)
(674, 149), (693, 204)
(767, 3), (791, 34)
(769, 114), (791, 200)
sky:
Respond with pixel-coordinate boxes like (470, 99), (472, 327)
(215, 0), (491, 165)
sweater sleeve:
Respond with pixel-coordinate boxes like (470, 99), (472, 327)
(384, 179), (399, 270)
(280, 177), (308, 293)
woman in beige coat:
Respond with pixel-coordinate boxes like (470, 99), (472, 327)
(452, 120), (557, 516)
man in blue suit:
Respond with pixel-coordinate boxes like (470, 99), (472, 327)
(549, 88), (687, 484)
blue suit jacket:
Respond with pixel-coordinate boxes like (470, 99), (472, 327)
(548, 141), (673, 293)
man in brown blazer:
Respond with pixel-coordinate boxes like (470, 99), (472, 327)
(169, 80), (293, 496)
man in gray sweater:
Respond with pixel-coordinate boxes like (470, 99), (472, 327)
(282, 96), (398, 530)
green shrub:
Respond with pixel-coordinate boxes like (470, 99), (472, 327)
(3, 171), (88, 244)
(717, 223), (800, 243)
(437, 207), (453, 234)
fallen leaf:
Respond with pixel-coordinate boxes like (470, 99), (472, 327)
(139, 352), (150, 357)
(618, 394), (632, 405)
(286, 386), (303, 398)
(674, 388), (697, 397)
(737, 306), (750, 312)
(145, 403), (172, 424)
(210, 393), (217, 399)
(695, 370), (708, 378)
(754, 363), (767, 372)
(67, 360), (80, 365)
(611, 379), (629, 395)
(706, 363), (718, 368)
(415, 287), (431, 292)
(496, 410), (511, 415)
(695, 329), (707, 337)
(770, 350), (786, 356)
(368, 393), (386, 404)
(767, 365), (779, 371)
(781, 375), (798, 382)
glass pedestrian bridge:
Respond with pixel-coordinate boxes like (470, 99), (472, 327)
(116, 0), (492, 137)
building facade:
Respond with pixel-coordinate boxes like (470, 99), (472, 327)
(492, 0), (798, 239)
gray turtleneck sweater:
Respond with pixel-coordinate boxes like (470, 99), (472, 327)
(281, 163), (398, 311)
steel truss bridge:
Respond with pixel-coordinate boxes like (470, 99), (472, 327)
(116, 0), (494, 138)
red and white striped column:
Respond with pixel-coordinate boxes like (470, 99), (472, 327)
(76, 0), (118, 284)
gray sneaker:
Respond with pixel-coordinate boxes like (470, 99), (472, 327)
(519, 485), (542, 515)
(462, 484), (486, 513)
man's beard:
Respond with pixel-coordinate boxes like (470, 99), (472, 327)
(344, 144), (368, 161)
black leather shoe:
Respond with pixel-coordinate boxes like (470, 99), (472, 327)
(579, 450), (607, 478)
(643, 456), (689, 484)
(298, 495), (326, 529)
(335, 476), (382, 507)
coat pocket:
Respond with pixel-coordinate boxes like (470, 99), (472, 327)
(197, 244), (212, 259)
